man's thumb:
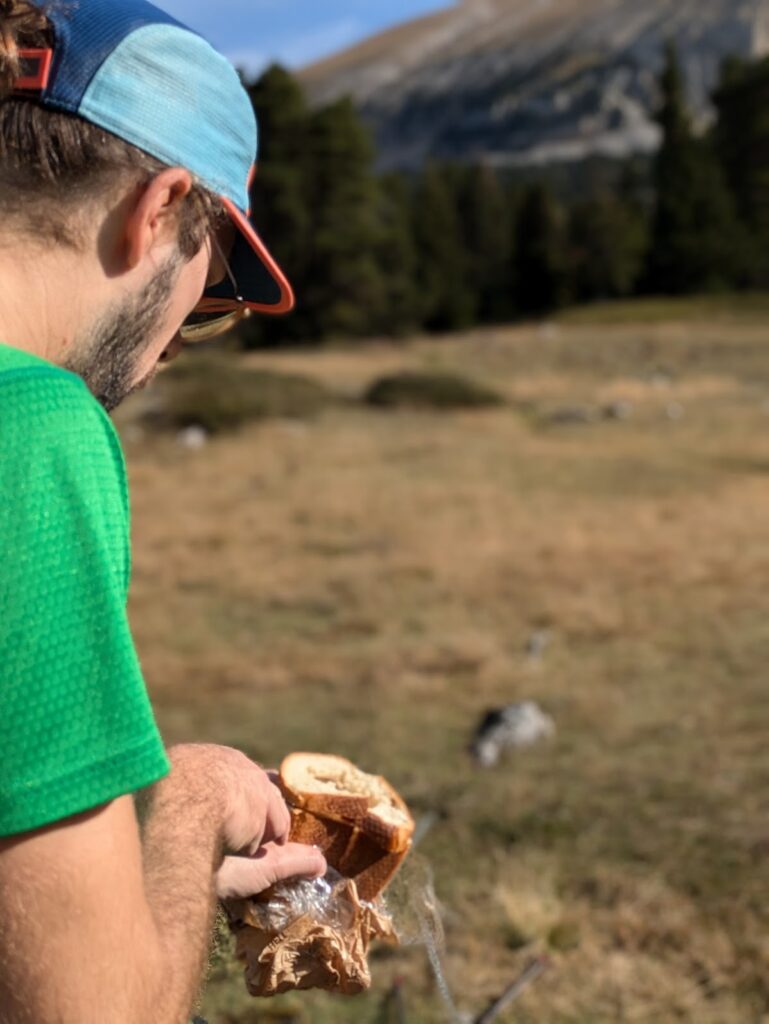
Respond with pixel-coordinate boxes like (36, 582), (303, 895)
(216, 843), (327, 901)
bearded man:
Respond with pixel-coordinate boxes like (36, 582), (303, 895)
(0, 1), (326, 1020)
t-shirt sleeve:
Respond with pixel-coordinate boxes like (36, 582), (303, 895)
(0, 367), (169, 837)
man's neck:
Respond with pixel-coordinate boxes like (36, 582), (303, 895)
(0, 242), (92, 366)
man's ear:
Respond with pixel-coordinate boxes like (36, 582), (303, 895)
(123, 167), (193, 270)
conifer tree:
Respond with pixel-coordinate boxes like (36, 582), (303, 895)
(375, 173), (420, 336)
(243, 65), (313, 344)
(569, 194), (648, 301)
(456, 165), (515, 323)
(647, 45), (742, 293)
(514, 184), (569, 315)
(713, 56), (769, 285)
(411, 165), (475, 332)
(299, 98), (386, 338)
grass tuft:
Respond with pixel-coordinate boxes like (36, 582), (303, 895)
(364, 370), (504, 410)
(147, 356), (331, 434)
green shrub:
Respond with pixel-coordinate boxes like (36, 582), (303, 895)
(149, 357), (330, 434)
(364, 371), (504, 410)
(548, 920), (581, 952)
(502, 922), (532, 951)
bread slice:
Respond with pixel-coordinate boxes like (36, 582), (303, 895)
(280, 753), (414, 853)
(279, 753), (414, 901)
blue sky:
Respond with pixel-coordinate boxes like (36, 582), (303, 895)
(155, 0), (453, 75)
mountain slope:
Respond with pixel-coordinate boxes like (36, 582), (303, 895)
(299, 0), (769, 169)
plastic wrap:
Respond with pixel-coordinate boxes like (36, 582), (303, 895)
(241, 869), (363, 934)
(226, 869), (397, 997)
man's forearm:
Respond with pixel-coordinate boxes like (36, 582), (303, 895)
(139, 747), (225, 1023)
(0, 746), (309, 1024)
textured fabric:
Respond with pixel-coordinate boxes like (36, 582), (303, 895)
(0, 344), (169, 837)
(79, 24), (256, 210)
(44, 3), (255, 212)
(44, 0), (184, 113)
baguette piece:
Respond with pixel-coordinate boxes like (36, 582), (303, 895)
(279, 753), (414, 901)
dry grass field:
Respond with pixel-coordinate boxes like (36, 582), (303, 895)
(119, 302), (769, 1023)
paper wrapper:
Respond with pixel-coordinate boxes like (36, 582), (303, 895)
(226, 873), (397, 997)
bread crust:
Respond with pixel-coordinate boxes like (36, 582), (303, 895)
(279, 753), (414, 900)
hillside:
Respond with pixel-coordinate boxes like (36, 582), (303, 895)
(299, 0), (769, 169)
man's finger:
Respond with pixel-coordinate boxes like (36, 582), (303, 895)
(216, 844), (327, 901)
(260, 784), (291, 847)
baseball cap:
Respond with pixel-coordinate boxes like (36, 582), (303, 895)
(12, 0), (294, 334)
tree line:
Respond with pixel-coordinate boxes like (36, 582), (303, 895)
(239, 47), (769, 346)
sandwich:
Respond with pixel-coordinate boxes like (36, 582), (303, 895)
(279, 752), (414, 902)
(226, 752), (415, 997)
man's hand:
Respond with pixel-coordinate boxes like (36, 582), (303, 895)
(139, 743), (328, 1014)
(166, 746), (327, 899)
(164, 743), (293, 854)
(217, 843), (326, 900)
(0, 744), (325, 1024)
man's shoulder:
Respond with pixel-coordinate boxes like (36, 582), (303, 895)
(0, 343), (118, 448)
(0, 344), (128, 516)
(0, 342), (91, 406)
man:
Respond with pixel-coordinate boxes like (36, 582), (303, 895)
(0, 1), (326, 1020)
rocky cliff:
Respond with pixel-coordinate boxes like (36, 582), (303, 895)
(299, 0), (769, 169)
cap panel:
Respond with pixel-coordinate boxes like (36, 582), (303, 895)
(77, 24), (256, 210)
(45, 0), (184, 111)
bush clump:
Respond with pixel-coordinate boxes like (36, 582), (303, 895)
(364, 371), (504, 410)
(150, 357), (330, 434)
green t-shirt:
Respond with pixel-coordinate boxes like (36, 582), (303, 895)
(0, 343), (169, 837)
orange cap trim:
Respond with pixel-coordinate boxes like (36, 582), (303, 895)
(14, 48), (53, 92)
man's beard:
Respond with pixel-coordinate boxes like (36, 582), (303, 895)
(65, 257), (181, 412)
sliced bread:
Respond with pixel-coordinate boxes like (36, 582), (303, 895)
(279, 753), (414, 901)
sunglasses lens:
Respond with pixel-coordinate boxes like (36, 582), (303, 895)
(181, 308), (248, 343)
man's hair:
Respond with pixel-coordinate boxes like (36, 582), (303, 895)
(0, 0), (224, 254)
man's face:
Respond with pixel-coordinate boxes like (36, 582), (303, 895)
(65, 234), (212, 412)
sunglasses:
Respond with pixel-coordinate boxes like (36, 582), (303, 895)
(180, 233), (251, 343)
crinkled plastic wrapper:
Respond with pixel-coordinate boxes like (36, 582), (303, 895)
(225, 870), (397, 997)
